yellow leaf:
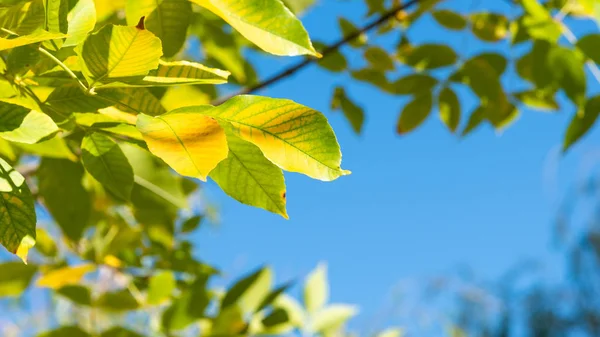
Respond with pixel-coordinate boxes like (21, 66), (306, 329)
(136, 110), (229, 181)
(37, 264), (95, 289)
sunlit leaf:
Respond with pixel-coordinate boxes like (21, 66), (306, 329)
(190, 0), (318, 56)
(390, 74), (437, 95)
(14, 136), (76, 160)
(438, 87), (460, 132)
(0, 29), (65, 51)
(37, 264), (95, 288)
(0, 107), (58, 144)
(64, 0), (96, 47)
(222, 266), (273, 314)
(44, 0), (68, 34)
(311, 304), (358, 333)
(397, 93), (433, 134)
(174, 96), (349, 181)
(470, 12), (508, 42)
(515, 89), (559, 111)
(304, 263), (328, 314)
(81, 132), (134, 200)
(147, 270), (176, 305)
(365, 46), (395, 71)
(402, 44), (457, 70)
(0, 158), (36, 263)
(137, 109), (229, 181)
(210, 130), (288, 218)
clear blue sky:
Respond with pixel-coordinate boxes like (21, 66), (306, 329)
(196, 0), (600, 332)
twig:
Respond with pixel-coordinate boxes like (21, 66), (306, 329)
(211, 0), (422, 105)
(37, 46), (90, 94)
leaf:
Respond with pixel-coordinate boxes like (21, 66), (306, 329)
(262, 307), (291, 330)
(35, 228), (57, 257)
(470, 12), (508, 42)
(331, 87), (365, 134)
(338, 17), (366, 48)
(44, 0), (68, 34)
(210, 130), (288, 218)
(105, 60), (230, 87)
(127, 0), (192, 57)
(0, 29), (65, 51)
(14, 136), (76, 160)
(390, 74), (437, 95)
(0, 0), (46, 36)
(38, 159), (91, 241)
(438, 87), (460, 132)
(7, 45), (40, 75)
(147, 271), (176, 305)
(376, 328), (405, 337)
(37, 264), (95, 289)
(63, 0), (97, 47)
(351, 68), (391, 92)
(0, 262), (37, 296)
(311, 304), (358, 333)
(136, 109), (229, 181)
(181, 215), (202, 233)
(564, 95), (600, 151)
(548, 46), (586, 108)
(78, 24), (163, 86)
(314, 41), (347, 73)
(514, 89), (559, 111)
(57, 285), (92, 306)
(577, 34), (600, 65)
(0, 107), (58, 144)
(432, 9), (467, 30)
(520, 0), (561, 42)
(178, 95), (349, 181)
(81, 132), (134, 200)
(96, 289), (140, 311)
(162, 277), (210, 331)
(397, 93), (433, 134)
(38, 326), (90, 337)
(222, 266), (273, 314)
(402, 44), (458, 70)
(46, 85), (112, 113)
(0, 158), (36, 263)
(461, 105), (485, 137)
(190, 0), (318, 56)
(304, 263), (328, 314)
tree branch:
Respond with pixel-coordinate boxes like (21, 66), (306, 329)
(211, 0), (422, 105)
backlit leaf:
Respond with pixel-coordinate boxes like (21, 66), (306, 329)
(147, 270), (176, 305)
(222, 266), (273, 314)
(470, 12), (508, 42)
(100, 327), (144, 337)
(136, 109), (229, 181)
(304, 263), (328, 314)
(190, 0), (318, 56)
(0, 106), (58, 144)
(0, 158), (36, 263)
(176, 95), (349, 181)
(81, 132), (134, 200)
(37, 264), (95, 288)
(311, 304), (358, 333)
(365, 46), (395, 71)
(438, 87), (460, 132)
(0, 29), (65, 51)
(78, 24), (162, 86)
(210, 130), (288, 218)
(44, 0), (68, 34)
(64, 0), (97, 47)
(0, 262), (37, 296)
(397, 93), (433, 134)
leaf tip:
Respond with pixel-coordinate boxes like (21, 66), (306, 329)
(136, 16), (146, 30)
(15, 235), (36, 264)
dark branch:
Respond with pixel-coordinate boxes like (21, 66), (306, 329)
(211, 0), (422, 105)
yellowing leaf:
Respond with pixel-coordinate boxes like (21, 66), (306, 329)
(64, 0), (96, 47)
(190, 0), (318, 56)
(304, 263), (328, 314)
(0, 105), (58, 144)
(136, 110), (228, 181)
(78, 24), (162, 86)
(0, 29), (65, 51)
(210, 131), (288, 218)
(176, 96), (349, 181)
(0, 158), (36, 263)
(37, 264), (95, 288)
(311, 304), (358, 333)
(147, 270), (176, 305)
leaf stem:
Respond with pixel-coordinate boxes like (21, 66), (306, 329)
(37, 46), (90, 94)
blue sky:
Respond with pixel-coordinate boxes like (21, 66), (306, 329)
(196, 0), (600, 332)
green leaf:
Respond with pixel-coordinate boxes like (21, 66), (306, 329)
(314, 41), (347, 73)
(63, 0), (96, 47)
(438, 87), (460, 132)
(390, 74), (437, 95)
(338, 18), (366, 48)
(397, 92), (433, 135)
(222, 266), (273, 314)
(548, 46), (586, 108)
(104, 60), (230, 87)
(564, 96), (600, 151)
(136, 109), (229, 181)
(78, 24), (163, 86)
(96, 289), (140, 312)
(210, 130), (288, 218)
(0, 158), (36, 263)
(364, 46), (395, 71)
(351, 68), (391, 92)
(470, 12), (508, 42)
(0, 262), (37, 296)
(100, 327), (144, 337)
(514, 89), (559, 111)
(0, 105), (58, 144)
(44, 0), (68, 34)
(127, 0), (192, 58)
(162, 277), (210, 331)
(38, 326), (90, 337)
(520, 0), (561, 42)
(34, 228), (57, 257)
(174, 95), (350, 181)
(402, 44), (457, 70)
(46, 85), (112, 113)
(190, 0), (318, 56)
(311, 304), (358, 333)
(14, 136), (76, 160)
(38, 159), (91, 241)
(461, 105), (485, 137)
(57, 285), (92, 306)
(7, 44), (40, 75)
(0, 29), (65, 51)
(304, 263), (328, 314)
(81, 132), (134, 200)
(181, 215), (202, 233)
(147, 270), (176, 305)
(331, 87), (365, 134)
(577, 34), (600, 64)
(262, 307), (291, 329)
(432, 9), (467, 30)
(0, 1), (45, 36)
